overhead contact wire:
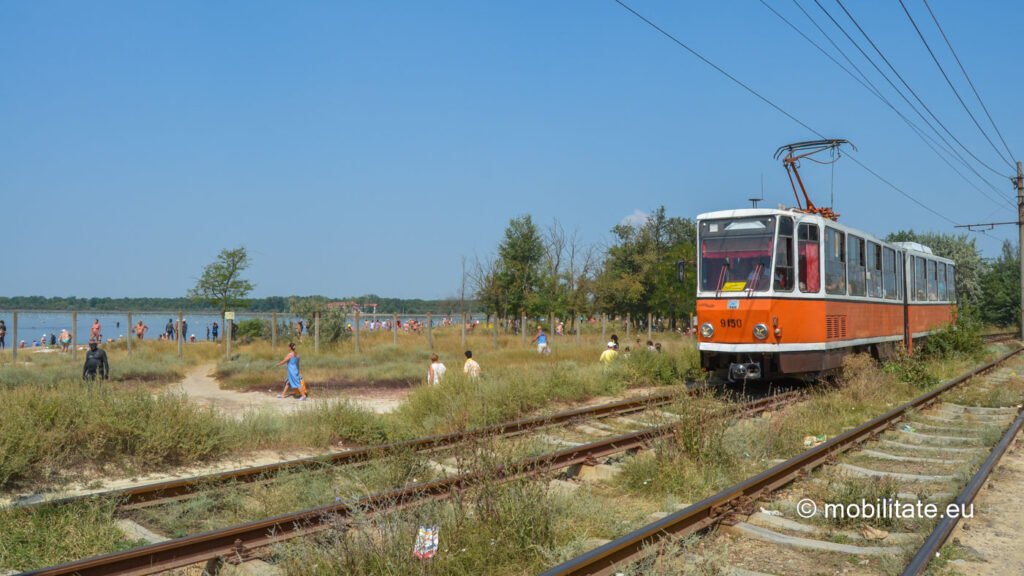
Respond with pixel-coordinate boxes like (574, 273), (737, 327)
(897, 0), (1014, 169)
(612, 0), (960, 227)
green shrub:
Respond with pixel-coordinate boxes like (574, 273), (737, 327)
(921, 308), (984, 360)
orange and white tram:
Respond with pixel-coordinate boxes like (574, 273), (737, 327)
(695, 208), (956, 381)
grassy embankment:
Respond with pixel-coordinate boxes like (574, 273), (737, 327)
(2, 322), (1007, 574)
(0, 329), (699, 491)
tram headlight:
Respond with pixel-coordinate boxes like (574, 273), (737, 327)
(700, 322), (714, 339)
(753, 323), (769, 340)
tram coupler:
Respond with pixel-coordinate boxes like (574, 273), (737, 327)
(728, 362), (762, 382)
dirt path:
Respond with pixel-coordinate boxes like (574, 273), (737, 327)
(948, 434), (1024, 575)
(173, 363), (402, 417)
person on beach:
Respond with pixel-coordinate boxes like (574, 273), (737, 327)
(276, 342), (307, 400)
(59, 329), (71, 352)
(427, 353), (447, 385)
(212, 322), (219, 342)
(0, 319), (6, 350)
(463, 350), (481, 379)
(182, 319), (189, 341)
(83, 340), (109, 380)
(531, 325), (550, 355)
(91, 319), (101, 342)
(165, 319), (174, 340)
(135, 321), (148, 340)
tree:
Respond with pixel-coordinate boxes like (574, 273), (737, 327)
(187, 247), (255, 316)
(979, 240), (1020, 327)
(594, 206), (696, 326)
(496, 215), (546, 318)
(886, 230), (983, 305)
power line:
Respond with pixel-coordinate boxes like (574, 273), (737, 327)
(897, 0), (1014, 169)
(761, 0), (1007, 211)
(759, 0), (1013, 211)
(808, 0), (1013, 203)
(612, 0), (960, 226)
(922, 0), (1017, 162)
(831, 0), (1009, 179)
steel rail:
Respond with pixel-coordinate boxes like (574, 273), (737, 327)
(901, 405), (1024, 575)
(19, 392), (799, 576)
(23, 388), (686, 512)
(539, 347), (1024, 576)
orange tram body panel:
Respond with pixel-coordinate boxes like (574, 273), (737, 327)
(696, 208), (955, 381)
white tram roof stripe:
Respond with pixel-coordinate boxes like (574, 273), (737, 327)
(696, 208), (954, 265)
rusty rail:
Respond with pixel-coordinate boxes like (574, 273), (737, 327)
(22, 388), (687, 511)
(19, 392), (799, 576)
(539, 347), (1023, 576)
(901, 406), (1024, 575)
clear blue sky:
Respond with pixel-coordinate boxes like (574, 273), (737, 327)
(3, 1), (1021, 299)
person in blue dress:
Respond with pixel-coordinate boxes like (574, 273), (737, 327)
(276, 342), (308, 400)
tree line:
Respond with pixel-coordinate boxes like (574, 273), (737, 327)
(471, 206), (697, 331)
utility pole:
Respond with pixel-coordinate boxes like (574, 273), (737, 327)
(1017, 161), (1024, 340)
(956, 160), (1024, 339)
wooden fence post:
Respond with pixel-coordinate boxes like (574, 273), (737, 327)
(647, 312), (653, 341)
(71, 311), (77, 360)
(272, 312), (278, 351)
(427, 312), (433, 350)
(626, 313), (631, 340)
(314, 312), (321, 354)
(392, 313), (398, 346)
(177, 311), (184, 358)
(575, 310), (580, 345)
(127, 312), (133, 357)
(354, 310), (361, 353)
(601, 313), (606, 341)
(11, 311), (17, 363)
(226, 319), (232, 358)
(520, 312), (527, 346)
(460, 312), (466, 348)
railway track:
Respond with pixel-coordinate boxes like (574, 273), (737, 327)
(982, 331), (1019, 344)
(541, 346), (1024, 576)
(22, 336), (1010, 514)
(13, 387), (691, 512)
(17, 390), (802, 576)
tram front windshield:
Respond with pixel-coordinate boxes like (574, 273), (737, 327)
(699, 216), (775, 292)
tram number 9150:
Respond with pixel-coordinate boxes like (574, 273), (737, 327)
(719, 319), (743, 329)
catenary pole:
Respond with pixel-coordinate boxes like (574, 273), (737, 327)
(1017, 161), (1024, 339)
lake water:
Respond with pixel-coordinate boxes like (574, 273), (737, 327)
(0, 311), (483, 346)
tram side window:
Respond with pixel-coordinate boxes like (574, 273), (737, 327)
(927, 260), (937, 301)
(797, 223), (820, 293)
(937, 262), (947, 301)
(914, 256), (927, 301)
(774, 217), (794, 291)
(882, 247), (897, 299)
(948, 265), (956, 302)
(867, 242), (883, 298)
(897, 252), (904, 300)
(825, 228), (846, 295)
(847, 235), (866, 296)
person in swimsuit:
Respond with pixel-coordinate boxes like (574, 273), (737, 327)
(276, 342), (307, 400)
(90, 319), (101, 342)
(135, 321), (147, 340)
(0, 320), (6, 350)
(59, 329), (71, 353)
